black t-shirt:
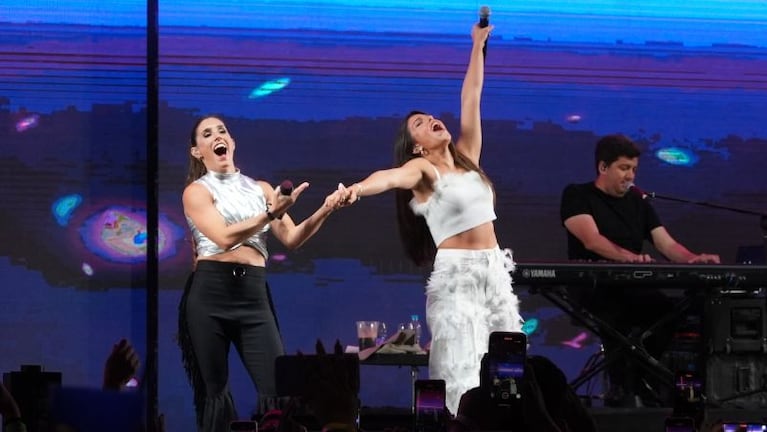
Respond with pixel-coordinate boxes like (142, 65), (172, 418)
(559, 182), (662, 261)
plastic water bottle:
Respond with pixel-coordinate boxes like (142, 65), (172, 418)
(408, 314), (422, 345)
(376, 322), (388, 346)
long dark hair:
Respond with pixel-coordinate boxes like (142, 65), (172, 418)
(394, 111), (493, 266)
(185, 115), (223, 186)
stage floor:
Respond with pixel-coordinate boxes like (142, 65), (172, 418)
(356, 406), (766, 431)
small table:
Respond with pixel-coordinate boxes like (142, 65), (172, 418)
(360, 353), (429, 412)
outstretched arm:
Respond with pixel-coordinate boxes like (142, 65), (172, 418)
(269, 185), (345, 250)
(342, 158), (430, 203)
(456, 23), (493, 166)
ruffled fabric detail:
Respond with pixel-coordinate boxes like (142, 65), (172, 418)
(179, 272), (237, 430)
(200, 387), (237, 432)
(177, 273), (208, 429)
(425, 247), (523, 414)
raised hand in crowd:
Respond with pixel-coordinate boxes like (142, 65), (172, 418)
(102, 338), (140, 391)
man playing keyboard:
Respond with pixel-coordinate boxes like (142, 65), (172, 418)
(560, 134), (720, 408)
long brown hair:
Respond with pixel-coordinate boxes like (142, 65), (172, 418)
(394, 111), (493, 266)
(185, 115), (223, 186)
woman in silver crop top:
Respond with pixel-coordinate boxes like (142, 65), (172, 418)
(339, 24), (523, 414)
(177, 115), (346, 432)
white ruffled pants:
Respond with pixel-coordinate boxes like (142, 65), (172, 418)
(425, 247), (523, 415)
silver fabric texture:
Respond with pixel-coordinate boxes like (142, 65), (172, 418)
(187, 170), (270, 259)
(425, 247), (523, 414)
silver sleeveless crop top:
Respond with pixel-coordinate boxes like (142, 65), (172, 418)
(410, 168), (496, 246)
(186, 170), (270, 259)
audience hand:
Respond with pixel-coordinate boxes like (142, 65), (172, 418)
(0, 381), (22, 420)
(102, 338), (140, 390)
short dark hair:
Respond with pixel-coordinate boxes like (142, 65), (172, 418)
(594, 134), (641, 174)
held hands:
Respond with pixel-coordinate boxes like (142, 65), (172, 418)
(336, 183), (362, 207)
(322, 187), (347, 212)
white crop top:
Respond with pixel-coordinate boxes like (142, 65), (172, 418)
(409, 167), (496, 246)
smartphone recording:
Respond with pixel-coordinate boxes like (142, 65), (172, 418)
(672, 371), (704, 417)
(485, 331), (526, 405)
(414, 379), (447, 432)
(722, 423), (767, 432)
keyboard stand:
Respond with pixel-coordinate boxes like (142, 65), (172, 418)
(530, 284), (686, 391)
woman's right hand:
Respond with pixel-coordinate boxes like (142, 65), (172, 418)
(471, 22), (494, 47)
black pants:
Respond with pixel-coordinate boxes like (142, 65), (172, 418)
(183, 261), (284, 432)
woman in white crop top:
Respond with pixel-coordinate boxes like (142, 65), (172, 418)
(339, 24), (523, 414)
(178, 115), (346, 432)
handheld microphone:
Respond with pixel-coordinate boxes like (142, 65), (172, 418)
(478, 6), (491, 60)
(279, 180), (294, 196)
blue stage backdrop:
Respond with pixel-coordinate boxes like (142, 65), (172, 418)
(1, 1), (765, 430)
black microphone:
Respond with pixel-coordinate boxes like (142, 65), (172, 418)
(279, 180), (294, 196)
(628, 183), (652, 200)
(478, 6), (491, 60)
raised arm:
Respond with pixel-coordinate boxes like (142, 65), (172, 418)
(456, 23), (492, 166)
(564, 214), (654, 263)
(182, 181), (308, 251)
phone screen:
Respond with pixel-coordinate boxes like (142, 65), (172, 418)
(487, 331), (526, 403)
(722, 423), (767, 432)
(414, 379), (446, 432)
(673, 371), (704, 416)
(675, 372), (703, 400)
